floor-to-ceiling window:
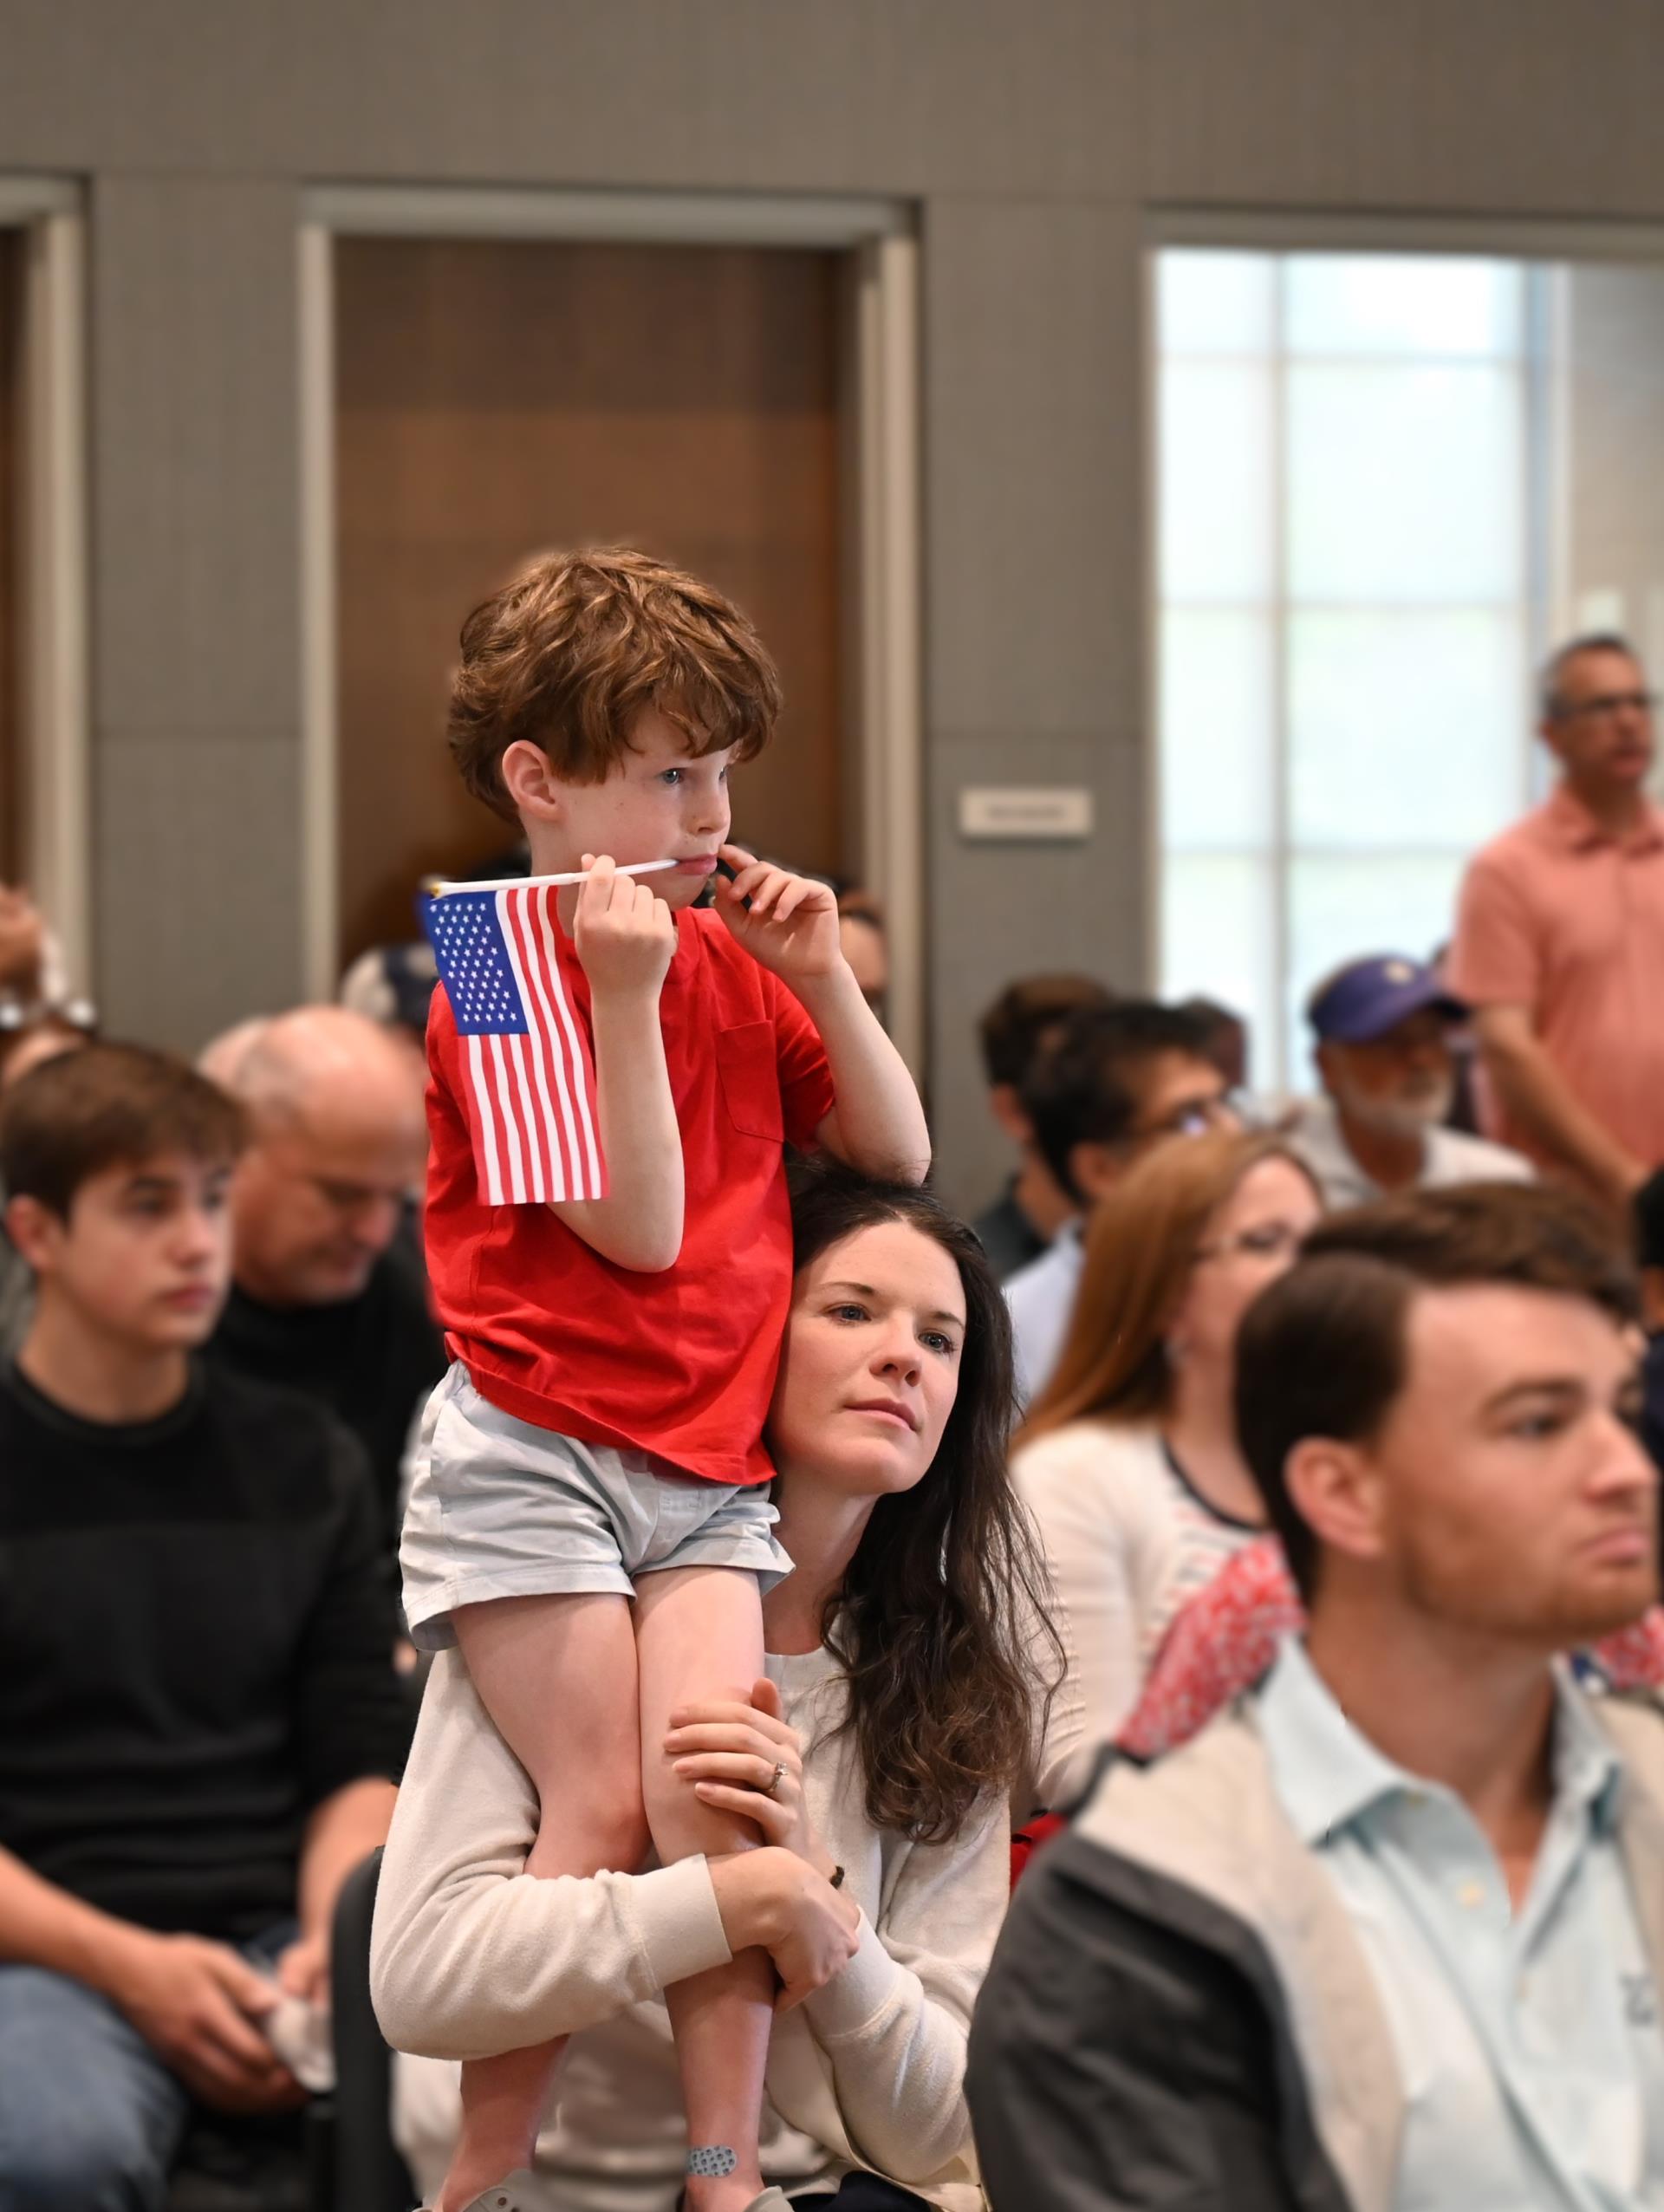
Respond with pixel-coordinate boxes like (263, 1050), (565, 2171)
(1157, 249), (1541, 1091)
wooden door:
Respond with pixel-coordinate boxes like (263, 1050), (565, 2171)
(334, 236), (845, 965)
(0, 231), (19, 885)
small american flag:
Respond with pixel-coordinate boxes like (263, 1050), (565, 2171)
(419, 884), (607, 1206)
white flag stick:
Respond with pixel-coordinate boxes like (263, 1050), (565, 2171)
(426, 859), (679, 896)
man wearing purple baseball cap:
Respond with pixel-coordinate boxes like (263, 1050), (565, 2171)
(1286, 954), (1533, 1208)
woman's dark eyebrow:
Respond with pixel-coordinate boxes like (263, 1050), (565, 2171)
(820, 1279), (966, 1330)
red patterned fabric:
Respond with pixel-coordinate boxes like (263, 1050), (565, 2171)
(1117, 1532), (1664, 1761)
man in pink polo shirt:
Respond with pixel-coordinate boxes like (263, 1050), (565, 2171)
(1449, 632), (1664, 1212)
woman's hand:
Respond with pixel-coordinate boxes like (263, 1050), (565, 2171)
(665, 1678), (835, 1875)
(707, 1847), (861, 2012)
(712, 843), (842, 986)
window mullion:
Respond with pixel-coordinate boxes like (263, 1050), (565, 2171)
(1271, 258), (1292, 1096)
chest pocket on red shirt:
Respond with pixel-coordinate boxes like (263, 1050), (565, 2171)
(716, 1020), (786, 1142)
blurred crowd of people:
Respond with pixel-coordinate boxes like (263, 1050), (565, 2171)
(2, 626), (1664, 2210)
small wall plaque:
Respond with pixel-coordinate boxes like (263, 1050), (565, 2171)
(958, 785), (1095, 841)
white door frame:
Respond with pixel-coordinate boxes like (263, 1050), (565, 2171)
(2, 177), (89, 997)
(297, 184), (926, 1074)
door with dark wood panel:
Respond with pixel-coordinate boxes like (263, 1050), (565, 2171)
(0, 231), (21, 885)
(334, 236), (847, 966)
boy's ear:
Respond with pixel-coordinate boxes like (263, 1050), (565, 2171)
(498, 741), (564, 824)
(3, 1191), (65, 1273)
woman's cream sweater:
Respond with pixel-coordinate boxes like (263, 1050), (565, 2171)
(372, 1644), (1017, 2211)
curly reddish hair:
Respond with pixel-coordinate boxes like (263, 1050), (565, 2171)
(447, 546), (783, 820)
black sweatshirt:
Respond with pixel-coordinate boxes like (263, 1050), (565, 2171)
(205, 1223), (445, 1553)
(0, 1359), (408, 1941)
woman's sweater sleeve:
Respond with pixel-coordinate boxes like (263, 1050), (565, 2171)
(796, 1791), (1010, 2184)
(369, 1651), (732, 2060)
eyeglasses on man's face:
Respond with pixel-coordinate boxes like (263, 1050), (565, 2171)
(1130, 1092), (1234, 1147)
(1554, 689), (1659, 722)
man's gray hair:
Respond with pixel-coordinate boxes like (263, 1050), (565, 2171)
(198, 1005), (419, 1134)
(1538, 630), (1641, 722)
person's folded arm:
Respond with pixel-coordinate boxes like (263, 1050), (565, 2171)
(0, 1842), (149, 1991)
(370, 1652), (731, 2060)
(1474, 1004), (1646, 1205)
(0, 1844), (302, 2111)
(794, 1790), (1009, 2184)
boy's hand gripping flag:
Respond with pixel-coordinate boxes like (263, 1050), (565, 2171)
(420, 883), (608, 1206)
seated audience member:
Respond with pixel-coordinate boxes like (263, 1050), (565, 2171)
(338, 937), (440, 1064)
(0, 1044), (405, 2207)
(0, 1013), (94, 1359)
(1011, 1129), (1321, 1764)
(1449, 632), (1664, 1212)
(972, 1181), (1664, 2212)
(1287, 953), (1532, 1207)
(202, 1006), (445, 1548)
(1635, 1168), (1664, 1478)
(969, 975), (1115, 1283)
(1175, 994), (1248, 1095)
(835, 889), (889, 1024)
(373, 1171), (1073, 2212)
(0, 880), (65, 1018)
(1004, 1001), (1234, 1403)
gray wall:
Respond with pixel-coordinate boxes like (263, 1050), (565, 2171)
(8, 0), (1664, 1209)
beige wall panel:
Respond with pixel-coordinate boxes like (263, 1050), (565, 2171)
(1141, 0), (1664, 217)
(0, 0), (1137, 198)
(926, 730), (1144, 1217)
(922, 198), (1146, 1204)
(0, 1), (304, 172)
(95, 732), (302, 1049)
(924, 197), (1145, 736)
(92, 177), (300, 736)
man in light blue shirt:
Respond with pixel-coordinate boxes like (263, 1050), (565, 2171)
(1258, 1636), (1664, 2209)
(972, 1181), (1664, 2212)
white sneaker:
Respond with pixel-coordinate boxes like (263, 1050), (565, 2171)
(420, 2174), (538, 2212)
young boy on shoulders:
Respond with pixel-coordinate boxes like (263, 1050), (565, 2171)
(397, 549), (929, 2212)
(0, 1043), (405, 2207)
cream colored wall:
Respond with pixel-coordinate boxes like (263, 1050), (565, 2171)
(6, 0), (1664, 1208)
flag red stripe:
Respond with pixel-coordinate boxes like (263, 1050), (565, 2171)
(494, 883), (606, 1203)
(504, 887), (575, 1200)
(502, 894), (562, 1200)
(526, 887), (604, 1195)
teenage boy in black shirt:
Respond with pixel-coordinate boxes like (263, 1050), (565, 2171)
(0, 1042), (405, 2208)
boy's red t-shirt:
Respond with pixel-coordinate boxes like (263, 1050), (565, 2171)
(424, 906), (835, 1489)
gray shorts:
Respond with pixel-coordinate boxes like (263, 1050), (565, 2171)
(400, 1363), (793, 1651)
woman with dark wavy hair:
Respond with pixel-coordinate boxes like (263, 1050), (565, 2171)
(374, 1168), (1069, 2212)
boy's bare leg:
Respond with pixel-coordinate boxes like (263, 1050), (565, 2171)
(440, 1591), (649, 2212)
(635, 1565), (771, 2212)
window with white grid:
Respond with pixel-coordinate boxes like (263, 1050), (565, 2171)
(1155, 250), (1538, 1092)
